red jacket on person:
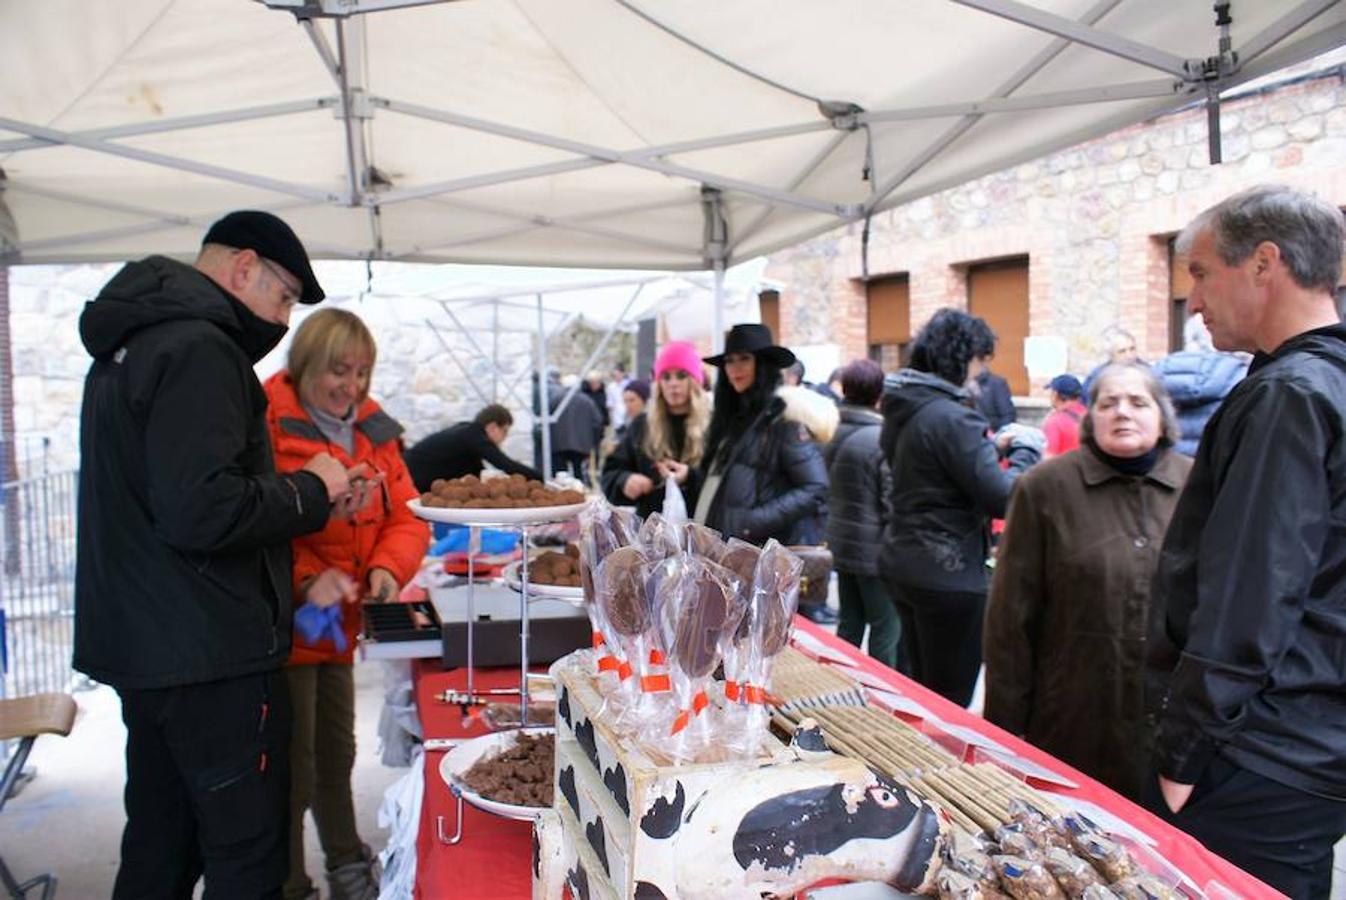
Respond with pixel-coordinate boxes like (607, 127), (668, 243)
(264, 371), (429, 665)
(1042, 399), (1087, 457)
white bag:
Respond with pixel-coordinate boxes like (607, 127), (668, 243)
(662, 476), (688, 524)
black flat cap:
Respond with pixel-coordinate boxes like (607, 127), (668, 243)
(202, 210), (324, 305)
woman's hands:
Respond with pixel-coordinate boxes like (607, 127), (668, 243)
(623, 473), (655, 499)
(304, 569), (358, 608)
(655, 459), (689, 485)
(367, 567), (398, 603)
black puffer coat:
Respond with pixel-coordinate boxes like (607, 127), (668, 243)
(698, 387), (836, 546)
(599, 413), (703, 520)
(824, 405), (890, 576)
(878, 369), (1039, 594)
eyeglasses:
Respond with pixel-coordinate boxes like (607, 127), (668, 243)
(258, 257), (303, 307)
(659, 370), (690, 382)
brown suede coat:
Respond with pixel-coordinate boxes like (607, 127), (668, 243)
(984, 443), (1191, 799)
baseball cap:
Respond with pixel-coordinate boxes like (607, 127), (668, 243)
(1047, 374), (1083, 399)
(202, 210), (324, 305)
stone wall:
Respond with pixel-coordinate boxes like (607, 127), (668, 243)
(764, 66), (1346, 386)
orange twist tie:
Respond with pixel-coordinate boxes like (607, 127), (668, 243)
(639, 674), (671, 693)
(724, 680), (741, 702)
(692, 690), (709, 716)
(649, 648), (666, 666)
(597, 655), (619, 673)
(744, 685), (767, 705)
(669, 710), (690, 735)
(591, 631), (605, 649)
(617, 660), (633, 681)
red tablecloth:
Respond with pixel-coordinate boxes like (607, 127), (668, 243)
(411, 621), (1283, 899)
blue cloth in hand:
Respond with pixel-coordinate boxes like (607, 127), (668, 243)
(294, 602), (347, 652)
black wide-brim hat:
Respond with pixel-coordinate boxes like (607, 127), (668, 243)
(703, 323), (797, 368)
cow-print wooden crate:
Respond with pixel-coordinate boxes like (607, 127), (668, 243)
(554, 790), (620, 900)
(532, 808), (567, 900)
(551, 654), (785, 837)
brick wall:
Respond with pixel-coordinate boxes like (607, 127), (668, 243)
(765, 68), (1346, 392)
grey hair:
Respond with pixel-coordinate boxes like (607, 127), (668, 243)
(1080, 363), (1180, 449)
(1177, 184), (1345, 293)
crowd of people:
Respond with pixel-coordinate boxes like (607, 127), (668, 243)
(72, 182), (1346, 900)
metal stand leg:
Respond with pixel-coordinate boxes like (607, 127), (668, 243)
(519, 524), (531, 727)
(436, 792), (465, 845)
(465, 526), (476, 704)
(0, 737), (56, 899)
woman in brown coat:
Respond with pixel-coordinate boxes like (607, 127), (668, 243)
(984, 363), (1192, 800)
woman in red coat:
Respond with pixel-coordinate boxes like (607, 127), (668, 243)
(265, 308), (428, 900)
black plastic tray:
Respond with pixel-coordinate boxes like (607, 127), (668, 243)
(362, 600), (443, 642)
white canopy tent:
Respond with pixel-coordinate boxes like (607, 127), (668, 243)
(2, 0), (1343, 282)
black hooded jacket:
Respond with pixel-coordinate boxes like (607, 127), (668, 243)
(74, 256), (331, 689)
(878, 369), (1038, 594)
(1148, 325), (1346, 798)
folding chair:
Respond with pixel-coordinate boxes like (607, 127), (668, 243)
(0, 694), (77, 900)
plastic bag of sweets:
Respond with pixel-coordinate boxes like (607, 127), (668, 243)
(944, 830), (1000, 891)
(637, 511), (682, 561)
(938, 869), (1014, 900)
(1007, 798), (1072, 852)
(992, 855), (1067, 900)
(1042, 847), (1106, 899)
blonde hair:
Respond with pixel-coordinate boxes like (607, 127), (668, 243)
(643, 377), (710, 467)
(287, 308), (377, 404)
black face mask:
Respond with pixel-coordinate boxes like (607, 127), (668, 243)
(219, 289), (288, 363)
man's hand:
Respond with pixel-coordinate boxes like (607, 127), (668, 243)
(302, 452), (352, 502)
(367, 567), (398, 603)
(1158, 776), (1194, 814)
(655, 460), (689, 485)
(623, 473), (655, 499)
(334, 464), (381, 519)
(304, 568), (358, 608)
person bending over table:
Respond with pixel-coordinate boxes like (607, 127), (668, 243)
(403, 403), (542, 492)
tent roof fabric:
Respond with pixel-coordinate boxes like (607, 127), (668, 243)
(2, 0), (1343, 269)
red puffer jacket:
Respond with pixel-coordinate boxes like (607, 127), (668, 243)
(264, 371), (429, 665)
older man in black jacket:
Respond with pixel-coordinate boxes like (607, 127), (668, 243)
(1146, 185), (1346, 899)
(75, 211), (353, 899)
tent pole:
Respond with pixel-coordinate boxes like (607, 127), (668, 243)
(713, 261), (726, 354)
(702, 186), (729, 353)
(536, 293), (553, 481)
(492, 301), (500, 403)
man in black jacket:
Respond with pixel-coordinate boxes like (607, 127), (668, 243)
(1146, 185), (1346, 898)
(404, 403), (541, 492)
(75, 211), (354, 899)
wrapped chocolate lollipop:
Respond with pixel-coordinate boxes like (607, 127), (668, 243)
(669, 559), (745, 751)
(638, 512), (682, 561)
(742, 540), (803, 704)
(597, 545), (667, 732)
(683, 522), (726, 562)
(577, 500), (629, 687)
(717, 538), (761, 704)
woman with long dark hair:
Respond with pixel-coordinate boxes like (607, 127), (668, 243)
(879, 308), (1042, 704)
(693, 324), (837, 618)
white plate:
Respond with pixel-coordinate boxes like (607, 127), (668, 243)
(500, 560), (586, 605)
(438, 727), (555, 821)
(408, 498), (588, 526)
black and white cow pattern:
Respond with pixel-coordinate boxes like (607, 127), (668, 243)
(639, 781), (685, 840)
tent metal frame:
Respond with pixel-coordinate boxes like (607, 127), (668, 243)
(3, 0), (1341, 274)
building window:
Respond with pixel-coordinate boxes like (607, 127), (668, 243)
(866, 275), (909, 371)
(758, 289), (781, 342)
(967, 257), (1030, 395)
(1168, 235), (1192, 352)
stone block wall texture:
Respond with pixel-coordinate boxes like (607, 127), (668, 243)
(763, 68), (1346, 390)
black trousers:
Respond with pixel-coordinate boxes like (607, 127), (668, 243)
(114, 669), (292, 900)
(1143, 755), (1346, 900)
(890, 583), (985, 707)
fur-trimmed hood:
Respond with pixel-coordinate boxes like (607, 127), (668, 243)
(777, 385), (840, 443)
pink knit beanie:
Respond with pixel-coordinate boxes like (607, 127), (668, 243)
(653, 341), (706, 386)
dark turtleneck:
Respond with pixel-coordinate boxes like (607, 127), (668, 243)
(1087, 438), (1161, 477)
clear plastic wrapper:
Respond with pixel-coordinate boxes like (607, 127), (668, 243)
(595, 544), (658, 733)
(995, 828), (1046, 862)
(683, 521), (726, 562)
(943, 829), (1000, 889)
(1071, 834), (1137, 883)
(638, 511), (682, 561)
(938, 868), (1013, 900)
(731, 541), (803, 757)
(654, 556), (746, 762)
(1008, 798), (1072, 851)
(1042, 847), (1105, 899)
(1108, 876), (1180, 900)
(1079, 887), (1120, 900)
(577, 500), (633, 693)
(992, 855), (1066, 900)
(716, 539), (762, 707)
